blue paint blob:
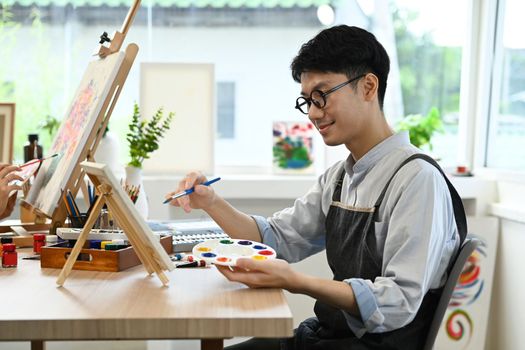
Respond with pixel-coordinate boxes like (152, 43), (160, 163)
(238, 240), (253, 245)
(202, 252), (217, 258)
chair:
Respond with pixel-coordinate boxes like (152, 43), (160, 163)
(423, 238), (480, 350)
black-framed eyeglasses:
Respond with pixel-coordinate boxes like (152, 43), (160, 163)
(295, 74), (366, 115)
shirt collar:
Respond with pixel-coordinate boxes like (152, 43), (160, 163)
(344, 131), (410, 178)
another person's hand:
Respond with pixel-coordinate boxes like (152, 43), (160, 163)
(165, 171), (217, 213)
(0, 164), (23, 220)
(215, 258), (301, 292)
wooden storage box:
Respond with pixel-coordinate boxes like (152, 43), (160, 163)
(40, 235), (173, 272)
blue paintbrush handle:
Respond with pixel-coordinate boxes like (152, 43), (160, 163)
(163, 177), (221, 204)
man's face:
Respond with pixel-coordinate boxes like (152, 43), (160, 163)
(299, 71), (366, 147)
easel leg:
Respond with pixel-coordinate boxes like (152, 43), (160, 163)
(31, 340), (45, 350)
(56, 195), (106, 286)
(201, 339), (223, 350)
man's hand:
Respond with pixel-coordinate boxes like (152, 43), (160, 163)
(215, 258), (302, 293)
(217, 257), (360, 316)
(165, 171), (217, 213)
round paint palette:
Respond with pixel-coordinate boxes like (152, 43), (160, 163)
(192, 239), (276, 266)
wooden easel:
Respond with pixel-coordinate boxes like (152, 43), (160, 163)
(57, 162), (174, 286)
(23, 0), (142, 235)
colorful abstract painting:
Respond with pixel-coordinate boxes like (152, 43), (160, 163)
(273, 121), (314, 174)
(26, 52), (125, 217)
(435, 217), (498, 350)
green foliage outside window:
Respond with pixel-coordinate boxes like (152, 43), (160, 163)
(38, 115), (61, 138)
(0, 7), (64, 161)
(393, 7), (462, 118)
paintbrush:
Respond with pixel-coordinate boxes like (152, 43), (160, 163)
(163, 177), (221, 204)
(19, 153), (59, 168)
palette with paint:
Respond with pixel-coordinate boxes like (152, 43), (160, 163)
(192, 239), (276, 266)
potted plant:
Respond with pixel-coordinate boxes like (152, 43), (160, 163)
(125, 102), (174, 218)
(39, 115), (61, 138)
(395, 107), (443, 151)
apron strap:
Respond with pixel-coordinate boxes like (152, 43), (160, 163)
(331, 168), (347, 202)
(373, 153), (467, 245)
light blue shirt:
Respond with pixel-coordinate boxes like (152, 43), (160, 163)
(252, 131), (459, 337)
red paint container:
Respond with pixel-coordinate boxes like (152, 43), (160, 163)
(2, 243), (18, 268)
(33, 233), (46, 254)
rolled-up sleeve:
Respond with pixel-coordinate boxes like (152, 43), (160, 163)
(251, 171), (335, 263)
(342, 166), (458, 335)
(251, 215), (278, 251)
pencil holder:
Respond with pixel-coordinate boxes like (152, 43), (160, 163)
(69, 213), (88, 228)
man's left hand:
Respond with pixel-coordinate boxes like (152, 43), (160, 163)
(215, 258), (301, 292)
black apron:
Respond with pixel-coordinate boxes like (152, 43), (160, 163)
(284, 154), (467, 350)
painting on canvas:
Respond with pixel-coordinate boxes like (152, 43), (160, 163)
(273, 121), (315, 174)
(0, 103), (15, 164)
(26, 52), (125, 217)
(435, 217), (499, 350)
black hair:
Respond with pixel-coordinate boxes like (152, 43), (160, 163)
(291, 25), (390, 110)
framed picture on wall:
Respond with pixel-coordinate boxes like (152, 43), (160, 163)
(0, 103), (15, 164)
(273, 121), (315, 175)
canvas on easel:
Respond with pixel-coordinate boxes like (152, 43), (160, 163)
(56, 161), (175, 286)
(25, 51), (126, 217)
(21, 0), (141, 234)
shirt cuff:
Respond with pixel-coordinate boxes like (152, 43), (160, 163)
(342, 279), (385, 337)
(251, 215), (278, 252)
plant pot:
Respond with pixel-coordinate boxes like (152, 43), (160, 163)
(125, 166), (148, 220)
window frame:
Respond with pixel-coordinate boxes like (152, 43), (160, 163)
(472, 0), (525, 178)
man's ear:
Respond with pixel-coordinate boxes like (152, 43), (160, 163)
(362, 73), (379, 102)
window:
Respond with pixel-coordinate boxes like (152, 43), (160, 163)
(485, 0), (525, 170)
(217, 82), (235, 140)
(388, 0), (468, 167)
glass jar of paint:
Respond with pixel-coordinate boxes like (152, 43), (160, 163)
(2, 243), (18, 268)
(33, 233), (46, 254)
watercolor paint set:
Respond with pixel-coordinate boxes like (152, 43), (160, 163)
(192, 239), (276, 266)
(40, 235), (173, 272)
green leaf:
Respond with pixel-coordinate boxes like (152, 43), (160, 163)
(127, 102), (175, 167)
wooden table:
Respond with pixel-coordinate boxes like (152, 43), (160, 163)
(0, 251), (293, 350)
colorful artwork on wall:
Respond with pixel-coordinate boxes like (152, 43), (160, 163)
(435, 217), (498, 350)
(273, 121), (314, 175)
(26, 52), (125, 217)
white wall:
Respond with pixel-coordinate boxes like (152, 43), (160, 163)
(487, 218), (525, 350)
(485, 178), (525, 350)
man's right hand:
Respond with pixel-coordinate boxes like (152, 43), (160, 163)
(165, 171), (217, 213)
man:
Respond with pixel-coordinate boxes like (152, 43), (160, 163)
(166, 25), (466, 349)
(0, 164), (22, 220)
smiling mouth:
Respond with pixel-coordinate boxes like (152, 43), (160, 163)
(316, 121), (335, 132)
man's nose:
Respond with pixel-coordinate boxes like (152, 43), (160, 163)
(308, 104), (324, 122)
